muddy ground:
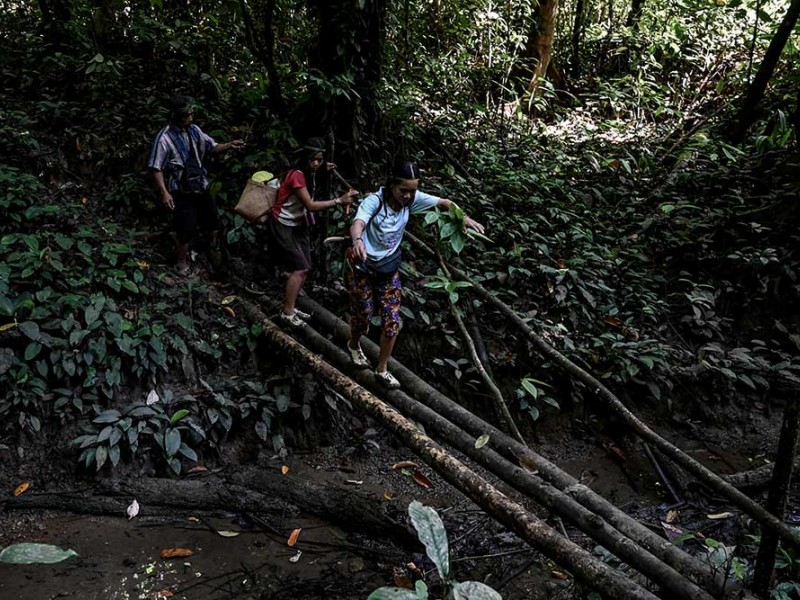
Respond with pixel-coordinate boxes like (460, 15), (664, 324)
(1, 382), (786, 600)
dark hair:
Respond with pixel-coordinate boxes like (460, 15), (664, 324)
(302, 137), (326, 153)
(388, 160), (420, 188)
(288, 137), (329, 200)
(168, 94), (192, 122)
(374, 160), (420, 217)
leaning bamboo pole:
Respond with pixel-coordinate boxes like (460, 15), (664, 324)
(281, 305), (720, 600)
(242, 305), (661, 600)
(405, 232), (800, 550)
(293, 295), (727, 596)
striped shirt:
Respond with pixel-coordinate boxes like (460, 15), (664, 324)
(147, 124), (216, 192)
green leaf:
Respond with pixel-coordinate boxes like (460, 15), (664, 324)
(127, 405), (157, 418)
(450, 232), (465, 254)
(465, 228), (493, 243)
(450, 581), (503, 600)
(165, 428), (181, 457)
(0, 348), (14, 375)
(474, 433), (490, 449)
(96, 425), (113, 443)
(170, 409), (190, 424)
(367, 589), (420, 600)
(109, 427), (122, 447)
(0, 294), (14, 316)
(109, 445), (121, 466)
(255, 420), (268, 441)
(25, 342), (42, 361)
(408, 501), (450, 580)
(415, 580), (429, 599)
(0, 543), (78, 564)
(178, 444), (198, 462)
(275, 387), (291, 412)
(95, 444), (108, 470)
(85, 304), (101, 326)
(54, 234), (73, 250)
(520, 379), (539, 400)
(19, 321), (40, 341)
(93, 409), (121, 423)
(439, 221), (457, 239)
(168, 457), (181, 475)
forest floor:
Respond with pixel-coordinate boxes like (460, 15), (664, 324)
(0, 337), (786, 600)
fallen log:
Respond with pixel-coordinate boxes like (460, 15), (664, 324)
(3, 478), (283, 517)
(722, 461), (789, 489)
(241, 303), (663, 600)
(405, 232), (800, 550)
(5, 474), (412, 544)
(284, 307), (718, 600)
(293, 295), (728, 596)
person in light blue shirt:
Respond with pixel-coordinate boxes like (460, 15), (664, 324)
(346, 161), (485, 389)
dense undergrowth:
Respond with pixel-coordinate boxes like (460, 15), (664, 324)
(1, 0), (799, 486)
(2, 3), (800, 597)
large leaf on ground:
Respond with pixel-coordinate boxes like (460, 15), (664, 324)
(408, 501), (450, 580)
(0, 543), (78, 564)
(367, 588), (420, 600)
(449, 581), (503, 600)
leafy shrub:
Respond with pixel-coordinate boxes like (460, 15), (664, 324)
(368, 501), (502, 600)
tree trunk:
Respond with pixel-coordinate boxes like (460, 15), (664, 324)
(301, 0), (386, 175)
(290, 294), (729, 596)
(526, 0), (559, 95)
(626, 0), (645, 30)
(753, 397), (800, 596)
(262, 0), (287, 118)
(722, 458), (800, 489)
(731, 0), (800, 142)
(569, 0), (585, 77)
(92, 0), (118, 50)
(275, 299), (723, 598)
(38, 0), (73, 45)
(238, 0), (287, 118)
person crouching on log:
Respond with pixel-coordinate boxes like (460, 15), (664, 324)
(346, 160), (485, 389)
(269, 137), (359, 327)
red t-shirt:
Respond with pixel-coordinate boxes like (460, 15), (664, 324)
(273, 170), (307, 225)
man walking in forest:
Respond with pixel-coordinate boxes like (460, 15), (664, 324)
(148, 95), (245, 275)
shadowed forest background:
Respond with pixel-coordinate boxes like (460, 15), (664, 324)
(1, 0), (800, 598)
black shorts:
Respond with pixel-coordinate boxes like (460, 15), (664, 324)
(267, 218), (311, 271)
(173, 191), (220, 244)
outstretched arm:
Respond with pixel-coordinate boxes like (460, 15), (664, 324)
(210, 140), (246, 153)
(436, 198), (485, 234)
(296, 187), (360, 213)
